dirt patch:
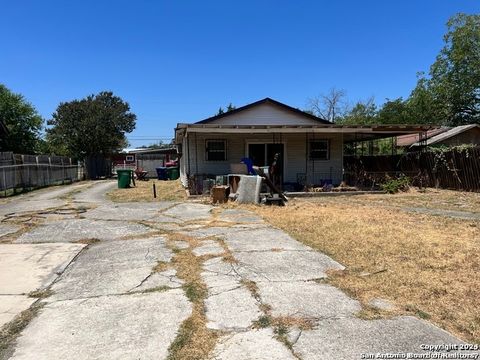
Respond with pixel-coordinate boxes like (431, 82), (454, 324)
(246, 197), (480, 343)
(108, 180), (186, 202)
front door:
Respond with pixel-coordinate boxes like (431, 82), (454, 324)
(247, 143), (284, 184)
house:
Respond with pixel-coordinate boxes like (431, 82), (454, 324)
(174, 98), (434, 191)
(397, 124), (480, 149)
(112, 147), (177, 177)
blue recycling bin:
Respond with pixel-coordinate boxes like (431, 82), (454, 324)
(156, 167), (168, 180)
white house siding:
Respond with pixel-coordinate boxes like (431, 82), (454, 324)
(206, 103), (322, 126)
(181, 132), (344, 185)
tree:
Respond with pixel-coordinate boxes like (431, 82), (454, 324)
(215, 103), (236, 116)
(0, 84), (43, 153)
(339, 97), (377, 125)
(46, 91), (136, 160)
(377, 98), (411, 124)
(307, 87), (348, 123)
(406, 73), (438, 124)
(411, 13), (480, 125)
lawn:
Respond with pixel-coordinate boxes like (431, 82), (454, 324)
(244, 190), (480, 343)
(107, 179), (186, 202)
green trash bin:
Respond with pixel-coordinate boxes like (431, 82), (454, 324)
(166, 167), (179, 180)
(117, 169), (133, 188)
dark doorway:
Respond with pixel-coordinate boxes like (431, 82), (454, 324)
(247, 143), (284, 184)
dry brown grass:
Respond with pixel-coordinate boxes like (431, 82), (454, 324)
(246, 197), (480, 343)
(166, 232), (218, 360)
(315, 188), (480, 214)
(108, 179), (186, 202)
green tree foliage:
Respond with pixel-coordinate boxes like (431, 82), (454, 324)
(412, 13), (480, 125)
(0, 84), (43, 153)
(46, 91), (136, 159)
(215, 103), (236, 116)
(339, 98), (377, 125)
(377, 98), (411, 124)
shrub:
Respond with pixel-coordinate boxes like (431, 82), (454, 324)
(380, 175), (410, 194)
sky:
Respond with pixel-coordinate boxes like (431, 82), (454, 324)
(1, 1), (479, 148)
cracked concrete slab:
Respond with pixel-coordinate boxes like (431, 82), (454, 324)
(180, 223), (269, 239)
(212, 328), (296, 360)
(0, 243), (86, 294)
(0, 295), (37, 327)
(132, 269), (183, 291)
(82, 202), (178, 222)
(10, 290), (191, 360)
(0, 199), (66, 217)
(256, 281), (361, 319)
(193, 240), (225, 256)
(293, 316), (464, 360)
(202, 257), (242, 293)
(49, 238), (172, 301)
(163, 203), (213, 221)
(202, 257), (262, 330)
(0, 223), (21, 237)
(217, 209), (264, 223)
(72, 180), (116, 203)
(205, 286), (262, 330)
(224, 228), (312, 252)
(233, 250), (344, 282)
(15, 218), (152, 243)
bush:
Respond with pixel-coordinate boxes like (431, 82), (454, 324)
(380, 176), (410, 194)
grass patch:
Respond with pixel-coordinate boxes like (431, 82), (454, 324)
(153, 260), (170, 273)
(246, 195), (480, 343)
(108, 179), (186, 202)
(28, 289), (53, 299)
(0, 303), (43, 358)
(75, 238), (100, 245)
(166, 232), (218, 360)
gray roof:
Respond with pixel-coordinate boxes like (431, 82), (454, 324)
(412, 124), (480, 146)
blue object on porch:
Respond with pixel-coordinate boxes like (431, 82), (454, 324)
(240, 158), (256, 175)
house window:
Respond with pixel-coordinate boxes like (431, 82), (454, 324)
(126, 155), (134, 162)
(206, 140), (227, 161)
(310, 140), (329, 160)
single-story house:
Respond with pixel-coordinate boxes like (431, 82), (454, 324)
(174, 98), (435, 191)
(397, 124), (480, 149)
(112, 147), (177, 177)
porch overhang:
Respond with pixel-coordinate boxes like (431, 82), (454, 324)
(174, 123), (439, 144)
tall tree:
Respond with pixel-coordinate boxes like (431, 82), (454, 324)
(47, 91), (136, 159)
(307, 87), (347, 123)
(412, 13), (480, 125)
(339, 97), (377, 125)
(377, 98), (412, 124)
(0, 84), (43, 153)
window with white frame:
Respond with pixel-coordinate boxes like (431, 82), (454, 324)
(206, 140), (227, 161)
(309, 140), (329, 160)
(126, 155), (134, 162)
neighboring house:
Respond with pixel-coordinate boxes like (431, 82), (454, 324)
(397, 124), (480, 149)
(112, 147), (177, 177)
(174, 98), (433, 190)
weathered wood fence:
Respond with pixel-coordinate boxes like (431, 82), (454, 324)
(344, 146), (480, 192)
(0, 152), (81, 196)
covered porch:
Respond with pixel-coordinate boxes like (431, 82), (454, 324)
(174, 124), (436, 193)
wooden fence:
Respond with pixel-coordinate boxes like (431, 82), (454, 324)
(344, 146), (480, 192)
(0, 152), (81, 196)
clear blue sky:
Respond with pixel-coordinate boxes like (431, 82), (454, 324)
(1, 1), (478, 147)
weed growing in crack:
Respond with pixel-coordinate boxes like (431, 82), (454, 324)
(28, 289), (53, 299)
(0, 303), (43, 358)
(165, 232), (218, 360)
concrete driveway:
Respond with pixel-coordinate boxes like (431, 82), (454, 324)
(0, 181), (469, 360)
